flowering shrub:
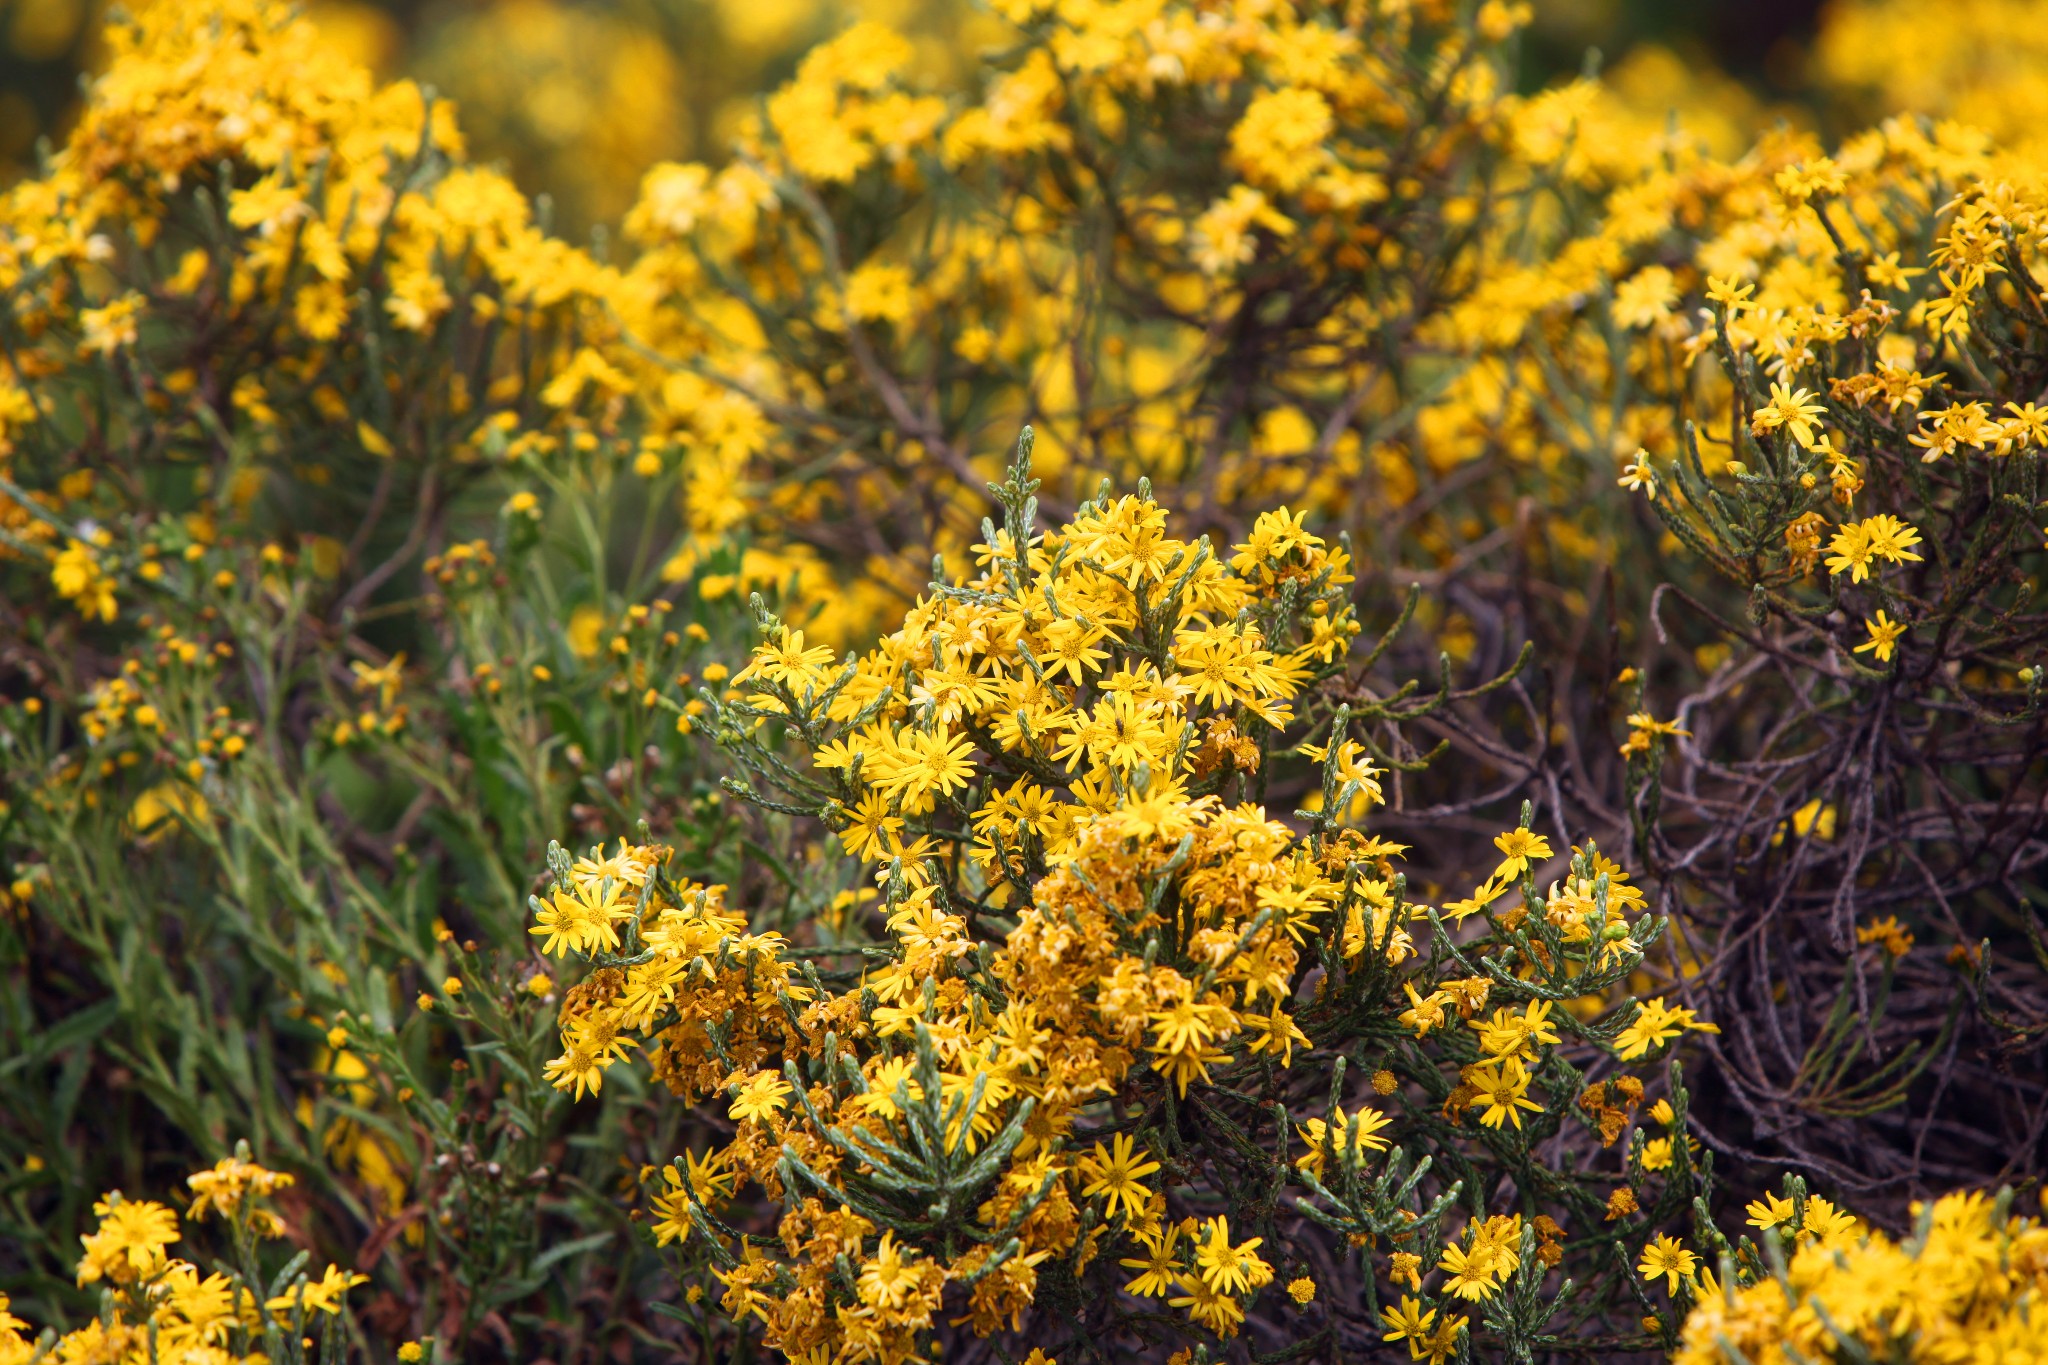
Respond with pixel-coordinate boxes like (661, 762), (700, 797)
(0, 1146), (368, 1365)
(5, 0), (2047, 1359)
(597, 0), (1606, 634)
(405, 0), (1013, 237)
(0, 2), (745, 1344)
(532, 450), (1728, 1360)
(1511, 119), (2048, 1203)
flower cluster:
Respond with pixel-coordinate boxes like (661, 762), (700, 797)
(0, 0), (621, 638)
(1647, 137), (2043, 674)
(1678, 1182), (2048, 1365)
(1, 1146), (363, 1365)
(533, 453), (1723, 1361)
(599, 0), (1584, 643)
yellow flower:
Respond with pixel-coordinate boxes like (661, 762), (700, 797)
(356, 420), (394, 458)
(264, 1263), (368, 1317)
(1295, 1107), (1392, 1177)
(1618, 451), (1659, 496)
(1469, 1001), (1561, 1060)
(1118, 1226), (1183, 1298)
(1380, 1294), (1438, 1350)
(76, 1195), (180, 1285)
(1192, 1215), (1272, 1296)
(1466, 1057), (1544, 1129)
(1800, 1195), (1861, 1249)
(78, 293), (145, 357)
(1440, 877), (1505, 924)
(649, 1174), (696, 1247)
(50, 539), (118, 623)
(1619, 711), (1688, 759)
(727, 1072), (792, 1123)
(1437, 1218), (1521, 1300)
(1491, 828), (1554, 880)
(1613, 269), (1677, 329)
(528, 879), (635, 957)
(1745, 1192), (1795, 1231)
(1853, 609), (1907, 663)
(1615, 997), (1718, 1060)
(1772, 157), (1845, 202)
(1636, 1234), (1697, 1294)
(1678, 1188), (2047, 1365)
(1399, 982), (1451, 1036)
(1078, 1134), (1160, 1221)
(1826, 515), (1924, 582)
(1750, 382), (1829, 450)
(1856, 914), (1915, 958)
(1192, 186), (1296, 275)
(1704, 275), (1756, 312)
(1229, 87), (1333, 193)
(733, 628), (837, 689)
(843, 263), (915, 325)
(1168, 1273), (1248, 1335)
(856, 1232), (924, 1310)
(876, 727), (978, 808)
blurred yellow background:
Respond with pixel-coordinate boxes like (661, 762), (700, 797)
(1, 0), (2037, 235)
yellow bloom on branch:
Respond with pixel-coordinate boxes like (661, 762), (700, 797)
(1466, 1057), (1544, 1129)
(1192, 1216), (1272, 1297)
(1637, 1234), (1697, 1294)
(1751, 382), (1829, 449)
(1492, 828), (1554, 880)
(727, 1072), (792, 1123)
(1853, 609), (1908, 663)
(1078, 1134), (1160, 1221)
(1615, 997), (1720, 1060)
(1826, 515), (1924, 582)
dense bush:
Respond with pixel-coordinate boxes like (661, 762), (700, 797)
(530, 452), (1723, 1359)
(2, 1), (2045, 1363)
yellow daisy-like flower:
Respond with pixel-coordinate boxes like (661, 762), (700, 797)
(1636, 1234), (1697, 1294)
(727, 1072), (793, 1123)
(1853, 609), (1908, 663)
(1491, 828), (1554, 880)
